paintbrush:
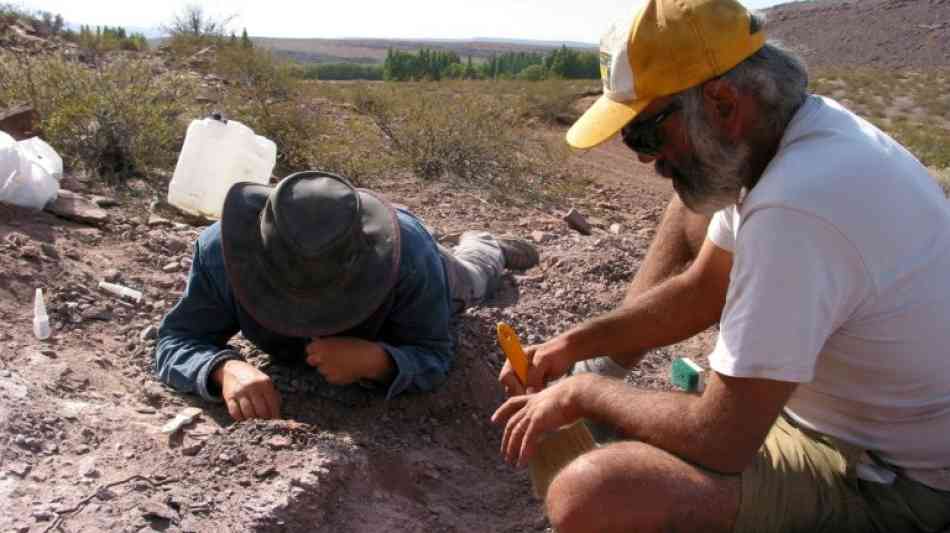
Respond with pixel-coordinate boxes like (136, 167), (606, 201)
(496, 322), (596, 500)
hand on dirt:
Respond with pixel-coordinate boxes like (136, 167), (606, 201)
(498, 338), (576, 396)
(215, 360), (282, 421)
(305, 337), (394, 385)
(491, 378), (582, 467)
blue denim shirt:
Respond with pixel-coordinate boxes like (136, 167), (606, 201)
(155, 209), (454, 402)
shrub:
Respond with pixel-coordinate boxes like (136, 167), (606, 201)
(517, 65), (545, 81)
(215, 46), (319, 172)
(0, 52), (197, 181)
(347, 82), (530, 184)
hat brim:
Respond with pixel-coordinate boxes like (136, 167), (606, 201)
(220, 181), (401, 339)
(566, 95), (651, 149)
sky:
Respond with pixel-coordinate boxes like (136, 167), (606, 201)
(15, 0), (786, 43)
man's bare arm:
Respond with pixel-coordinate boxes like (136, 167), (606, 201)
(575, 372), (796, 473)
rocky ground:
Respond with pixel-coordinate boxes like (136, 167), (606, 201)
(0, 128), (719, 532)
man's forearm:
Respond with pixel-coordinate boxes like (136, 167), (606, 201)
(572, 374), (733, 473)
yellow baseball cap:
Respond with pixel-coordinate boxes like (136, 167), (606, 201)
(566, 0), (766, 149)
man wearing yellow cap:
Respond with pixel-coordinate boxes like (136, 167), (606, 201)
(492, 0), (950, 531)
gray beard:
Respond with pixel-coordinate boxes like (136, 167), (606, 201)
(664, 114), (755, 216)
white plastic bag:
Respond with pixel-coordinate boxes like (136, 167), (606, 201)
(0, 131), (62, 209)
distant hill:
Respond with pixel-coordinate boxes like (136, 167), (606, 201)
(252, 37), (597, 65)
(762, 0), (950, 67)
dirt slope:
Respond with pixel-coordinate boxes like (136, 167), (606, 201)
(764, 0), (950, 67)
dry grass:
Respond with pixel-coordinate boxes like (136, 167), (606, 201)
(931, 166), (950, 198)
(811, 67), (950, 169)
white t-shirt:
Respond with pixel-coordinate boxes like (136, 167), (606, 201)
(707, 95), (950, 490)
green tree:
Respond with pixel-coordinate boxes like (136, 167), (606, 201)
(241, 28), (252, 49)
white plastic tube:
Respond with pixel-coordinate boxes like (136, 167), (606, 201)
(98, 281), (143, 303)
(33, 288), (50, 340)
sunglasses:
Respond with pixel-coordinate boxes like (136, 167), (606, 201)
(620, 102), (681, 156)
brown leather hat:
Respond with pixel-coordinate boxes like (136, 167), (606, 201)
(220, 171), (400, 338)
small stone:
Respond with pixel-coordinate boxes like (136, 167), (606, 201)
(7, 462), (30, 477)
(530, 230), (552, 244)
(161, 261), (180, 273)
(81, 307), (112, 321)
(40, 243), (58, 258)
(140, 501), (175, 521)
(102, 269), (121, 283)
(139, 325), (158, 341)
(39, 349), (57, 358)
(254, 466), (277, 479)
(78, 457), (100, 479)
(181, 440), (205, 457)
(267, 435), (292, 450)
(147, 215), (173, 227)
(32, 509), (55, 522)
(609, 223), (622, 235)
(563, 208), (592, 235)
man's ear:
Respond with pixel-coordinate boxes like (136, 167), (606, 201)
(702, 79), (741, 137)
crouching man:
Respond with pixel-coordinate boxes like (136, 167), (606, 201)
(493, 0), (950, 532)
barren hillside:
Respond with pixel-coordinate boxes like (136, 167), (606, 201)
(764, 0), (950, 67)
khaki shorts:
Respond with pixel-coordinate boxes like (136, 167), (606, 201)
(735, 414), (950, 533)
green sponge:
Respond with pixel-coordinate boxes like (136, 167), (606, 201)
(670, 357), (705, 393)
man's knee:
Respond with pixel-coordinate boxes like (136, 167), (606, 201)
(546, 451), (606, 533)
(545, 443), (666, 533)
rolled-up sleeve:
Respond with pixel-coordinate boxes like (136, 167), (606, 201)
(155, 234), (241, 402)
(377, 239), (454, 399)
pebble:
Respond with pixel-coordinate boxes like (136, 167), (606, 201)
(254, 466), (277, 479)
(78, 457), (100, 478)
(161, 262), (180, 273)
(267, 435), (292, 450)
(140, 325), (158, 341)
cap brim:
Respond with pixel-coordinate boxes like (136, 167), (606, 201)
(566, 95), (651, 149)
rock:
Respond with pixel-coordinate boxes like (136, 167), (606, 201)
(6, 462), (31, 477)
(39, 349), (57, 358)
(181, 440), (205, 456)
(530, 230), (552, 244)
(140, 325), (158, 341)
(80, 307), (112, 321)
(161, 261), (180, 273)
(147, 214), (173, 227)
(39, 243), (58, 259)
(563, 208), (592, 235)
(140, 500), (176, 521)
(78, 457), (100, 479)
(267, 435), (292, 450)
(102, 269), (121, 283)
(90, 195), (119, 208)
(609, 223), (622, 235)
(45, 190), (109, 225)
(0, 104), (40, 141)
(254, 466), (277, 479)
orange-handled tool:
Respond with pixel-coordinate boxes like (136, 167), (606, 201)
(497, 322), (530, 385)
(495, 322), (596, 500)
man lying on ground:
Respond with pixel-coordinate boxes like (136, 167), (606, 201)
(155, 170), (538, 421)
(493, 0), (950, 531)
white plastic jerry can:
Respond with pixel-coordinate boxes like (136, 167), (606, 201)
(167, 114), (277, 219)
